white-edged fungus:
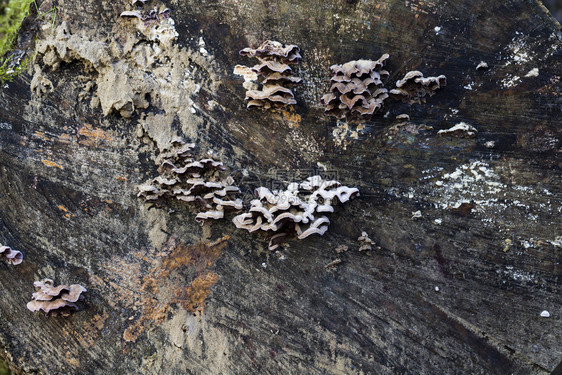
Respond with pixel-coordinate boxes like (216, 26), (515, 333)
(137, 138), (242, 221)
(389, 70), (446, 104)
(235, 40), (302, 109)
(321, 54), (390, 119)
(476, 61), (488, 70)
(233, 176), (359, 250)
(437, 122), (478, 137)
(27, 278), (87, 316)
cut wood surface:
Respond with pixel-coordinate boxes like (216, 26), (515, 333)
(0, 0), (560, 374)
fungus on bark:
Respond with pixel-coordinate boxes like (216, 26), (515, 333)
(0, 245), (23, 265)
(389, 70), (447, 104)
(137, 138), (242, 221)
(27, 279), (87, 316)
(321, 54), (390, 119)
(233, 176), (359, 250)
(234, 40), (302, 109)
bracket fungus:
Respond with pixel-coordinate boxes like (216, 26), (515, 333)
(0, 245), (23, 265)
(27, 279), (87, 315)
(137, 138), (242, 221)
(389, 71), (447, 104)
(235, 40), (302, 109)
(321, 54), (390, 119)
(233, 176), (359, 250)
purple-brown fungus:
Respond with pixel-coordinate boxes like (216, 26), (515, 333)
(235, 40), (302, 109)
(233, 176), (359, 250)
(321, 54), (390, 119)
(137, 138), (242, 221)
(27, 279), (87, 315)
(0, 245), (23, 265)
(389, 71), (447, 104)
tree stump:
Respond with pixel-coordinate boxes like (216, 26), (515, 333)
(0, 0), (560, 373)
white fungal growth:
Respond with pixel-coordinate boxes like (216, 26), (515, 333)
(476, 61), (488, 70)
(524, 68), (539, 78)
(437, 122), (478, 137)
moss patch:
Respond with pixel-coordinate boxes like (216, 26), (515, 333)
(0, 0), (34, 82)
(0, 357), (9, 375)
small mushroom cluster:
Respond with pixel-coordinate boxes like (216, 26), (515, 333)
(137, 138), (242, 220)
(0, 245), (23, 265)
(389, 71), (447, 104)
(27, 279), (87, 315)
(235, 40), (302, 109)
(233, 176), (359, 250)
(321, 54), (390, 119)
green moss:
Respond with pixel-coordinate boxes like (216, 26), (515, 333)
(0, 357), (10, 375)
(0, 0), (34, 82)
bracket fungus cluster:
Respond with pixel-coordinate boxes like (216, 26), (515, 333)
(0, 245), (23, 265)
(27, 279), (87, 315)
(235, 40), (302, 109)
(137, 138), (242, 221)
(233, 176), (359, 250)
(321, 54), (390, 119)
(389, 71), (447, 104)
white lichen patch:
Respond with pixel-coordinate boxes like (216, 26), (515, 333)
(388, 161), (559, 233)
(139, 17), (179, 48)
(437, 122), (478, 136)
(497, 266), (537, 285)
(504, 32), (534, 66)
(332, 121), (366, 149)
(524, 68), (539, 78)
(476, 61), (488, 70)
(198, 36), (209, 56)
(501, 74), (521, 88)
(233, 65), (259, 91)
(430, 161), (507, 210)
(549, 236), (562, 248)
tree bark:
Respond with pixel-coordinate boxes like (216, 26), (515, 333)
(0, 0), (560, 374)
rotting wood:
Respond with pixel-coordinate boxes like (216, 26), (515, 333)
(0, 0), (560, 374)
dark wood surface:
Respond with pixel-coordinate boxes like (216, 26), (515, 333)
(0, 0), (560, 373)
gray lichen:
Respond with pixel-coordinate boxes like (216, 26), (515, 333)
(32, 14), (180, 117)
